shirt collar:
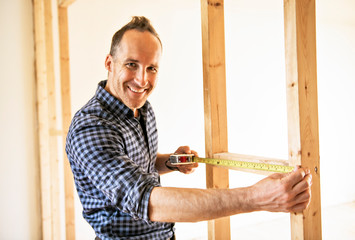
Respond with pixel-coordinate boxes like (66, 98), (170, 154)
(95, 80), (149, 120)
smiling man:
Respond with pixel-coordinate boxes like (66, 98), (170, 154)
(66, 16), (312, 240)
(104, 28), (161, 117)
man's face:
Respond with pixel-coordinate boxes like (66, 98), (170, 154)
(105, 30), (162, 116)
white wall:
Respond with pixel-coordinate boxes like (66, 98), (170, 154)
(67, 0), (355, 239)
(67, 1), (206, 238)
(317, 2), (355, 206)
(68, 0), (355, 239)
(0, 0), (41, 239)
(1, 0), (354, 239)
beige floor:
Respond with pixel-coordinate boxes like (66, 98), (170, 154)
(231, 201), (355, 240)
(176, 201), (355, 240)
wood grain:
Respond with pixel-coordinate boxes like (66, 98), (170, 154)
(58, 5), (76, 240)
(33, 0), (60, 238)
(284, 0), (322, 239)
(201, 0), (230, 239)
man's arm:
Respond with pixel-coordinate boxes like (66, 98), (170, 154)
(148, 168), (312, 222)
(155, 153), (172, 175)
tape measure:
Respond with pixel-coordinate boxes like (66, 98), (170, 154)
(169, 154), (294, 173)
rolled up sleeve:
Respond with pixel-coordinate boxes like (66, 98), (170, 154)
(67, 123), (160, 222)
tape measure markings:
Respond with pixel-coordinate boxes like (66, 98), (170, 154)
(193, 157), (294, 173)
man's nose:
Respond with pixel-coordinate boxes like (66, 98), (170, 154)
(135, 68), (148, 87)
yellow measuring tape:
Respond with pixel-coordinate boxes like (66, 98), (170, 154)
(194, 157), (294, 173)
(169, 154), (294, 173)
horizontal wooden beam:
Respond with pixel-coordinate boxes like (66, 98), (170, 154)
(213, 152), (290, 175)
(58, 0), (76, 8)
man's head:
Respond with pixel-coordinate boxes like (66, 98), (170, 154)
(104, 16), (162, 117)
(109, 16), (162, 58)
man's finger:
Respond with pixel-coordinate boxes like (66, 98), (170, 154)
(293, 188), (311, 204)
(289, 200), (310, 212)
(292, 173), (312, 193)
(191, 150), (199, 157)
(284, 168), (310, 188)
(175, 146), (191, 154)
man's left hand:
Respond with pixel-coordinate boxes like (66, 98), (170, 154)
(173, 146), (199, 174)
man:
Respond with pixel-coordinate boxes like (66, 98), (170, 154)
(66, 16), (312, 239)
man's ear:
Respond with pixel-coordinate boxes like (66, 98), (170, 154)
(105, 54), (113, 72)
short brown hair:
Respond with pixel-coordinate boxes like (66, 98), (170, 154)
(109, 16), (162, 57)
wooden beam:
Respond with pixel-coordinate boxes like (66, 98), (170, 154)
(33, 0), (61, 239)
(214, 152), (290, 175)
(200, 0), (230, 239)
(283, 0), (322, 239)
(58, 0), (76, 8)
(58, 6), (75, 240)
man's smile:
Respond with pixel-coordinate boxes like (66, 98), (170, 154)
(128, 86), (147, 94)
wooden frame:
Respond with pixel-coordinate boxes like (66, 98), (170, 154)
(33, 0), (321, 239)
(33, 0), (76, 239)
(33, 0), (61, 239)
(58, 3), (75, 240)
(284, 0), (322, 239)
(201, 0), (230, 239)
(200, 0), (322, 239)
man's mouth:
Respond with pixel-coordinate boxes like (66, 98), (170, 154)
(128, 86), (146, 93)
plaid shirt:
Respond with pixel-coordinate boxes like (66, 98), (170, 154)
(66, 80), (174, 239)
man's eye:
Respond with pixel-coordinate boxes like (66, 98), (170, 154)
(148, 67), (157, 73)
(126, 63), (137, 68)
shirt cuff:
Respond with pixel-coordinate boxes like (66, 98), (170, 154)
(126, 177), (161, 224)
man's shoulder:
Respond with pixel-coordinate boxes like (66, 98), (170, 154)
(74, 97), (106, 120)
(68, 97), (118, 135)
(144, 100), (156, 118)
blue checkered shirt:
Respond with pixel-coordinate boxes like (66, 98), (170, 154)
(66, 80), (174, 239)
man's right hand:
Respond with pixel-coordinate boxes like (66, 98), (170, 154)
(249, 167), (312, 213)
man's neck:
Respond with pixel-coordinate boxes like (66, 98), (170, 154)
(134, 108), (139, 118)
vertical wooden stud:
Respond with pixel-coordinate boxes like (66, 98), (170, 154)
(201, 0), (230, 239)
(33, 0), (61, 239)
(284, 0), (322, 239)
(58, 4), (75, 240)
(59, 0), (76, 8)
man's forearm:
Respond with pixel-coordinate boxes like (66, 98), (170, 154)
(148, 186), (254, 222)
(148, 168), (312, 222)
(155, 153), (172, 174)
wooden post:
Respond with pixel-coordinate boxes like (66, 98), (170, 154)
(201, 0), (230, 239)
(58, 0), (76, 8)
(284, 0), (322, 239)
(33, 0), (61, 239)
(58, 3), (75, 240)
